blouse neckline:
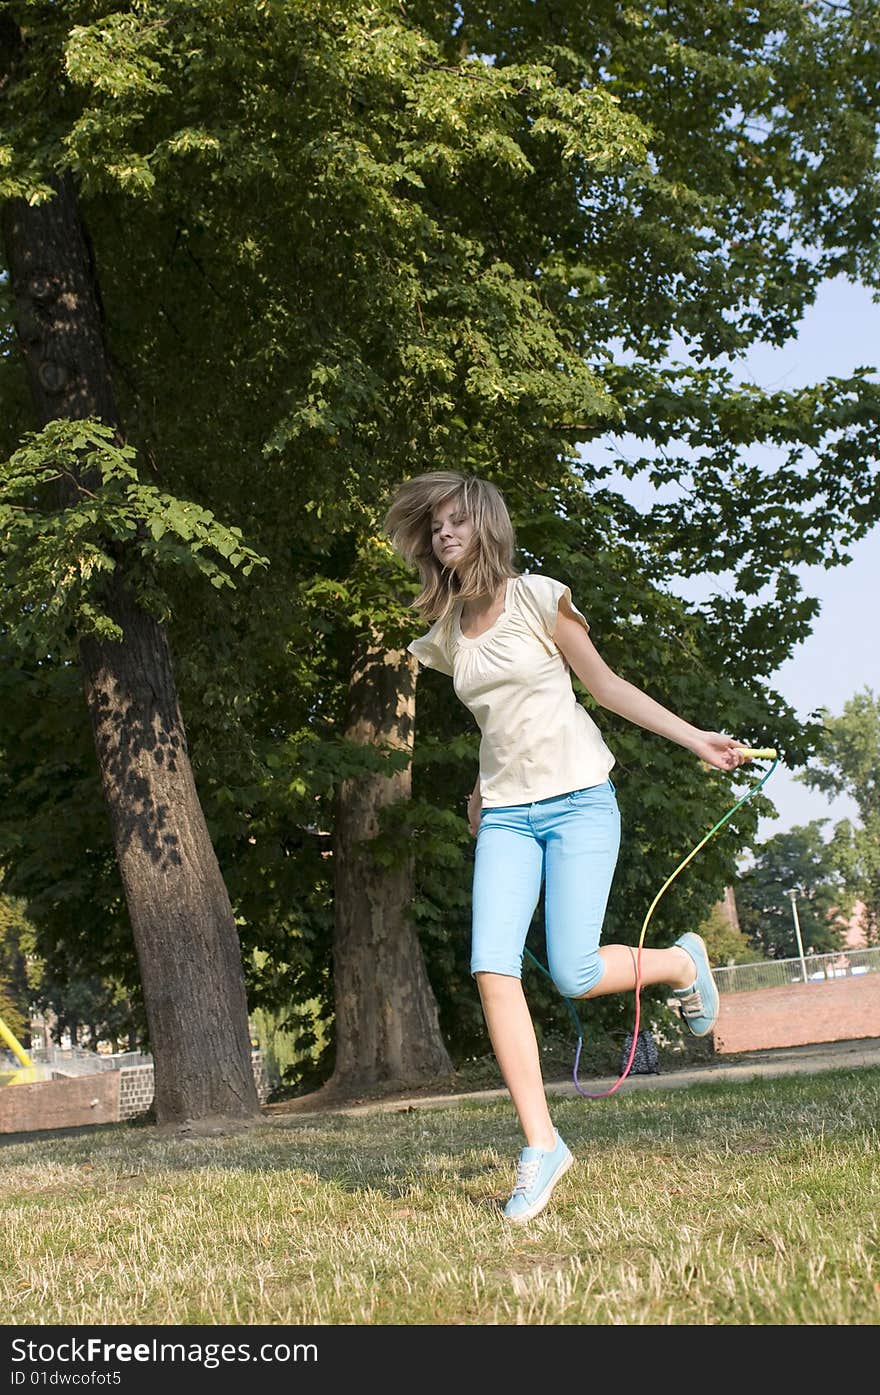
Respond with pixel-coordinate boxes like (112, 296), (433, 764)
(455, 577), (517, 646)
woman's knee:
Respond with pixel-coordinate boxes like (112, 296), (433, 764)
(549, 952), (605, 999)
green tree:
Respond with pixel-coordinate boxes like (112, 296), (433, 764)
(1, 1), (879, 1097)
(698, 900), (759, 968)
(799, 688), (880, 943)
(1, 12), (266, 1123)
(736, 821), (845, 960)
(31, 959), (139, 1052)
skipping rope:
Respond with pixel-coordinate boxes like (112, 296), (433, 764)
(523, 747), (780, 1100)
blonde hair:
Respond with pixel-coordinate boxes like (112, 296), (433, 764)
(383, 471), (519, 622)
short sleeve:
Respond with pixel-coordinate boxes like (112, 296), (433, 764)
(518, 574), (590, 653)
(407, 617), (455, 677)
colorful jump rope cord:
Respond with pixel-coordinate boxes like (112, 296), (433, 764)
(524, 749), (779, 1099)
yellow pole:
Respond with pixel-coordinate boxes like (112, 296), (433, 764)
(0, 1015), (34, 1069)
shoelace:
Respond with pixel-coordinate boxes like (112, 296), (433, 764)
(512, 1156), (541, 1196)
(676, 987), (704, 1018)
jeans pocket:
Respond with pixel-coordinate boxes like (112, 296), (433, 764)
(567, 780), (615, 806)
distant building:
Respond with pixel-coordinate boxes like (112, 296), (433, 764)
(837, 900), (869, 949)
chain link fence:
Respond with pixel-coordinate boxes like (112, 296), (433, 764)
(714, 945), (880, 995)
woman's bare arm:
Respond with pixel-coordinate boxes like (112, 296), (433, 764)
(553, 610), (747, 773)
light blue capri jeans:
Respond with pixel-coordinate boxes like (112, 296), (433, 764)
(470, 780), (621, 999)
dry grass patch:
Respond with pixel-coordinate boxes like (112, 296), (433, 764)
(1, 1067), (878, 1325)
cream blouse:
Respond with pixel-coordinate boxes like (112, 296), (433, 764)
(408, 573), (615, 807)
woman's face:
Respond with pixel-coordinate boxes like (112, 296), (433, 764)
(431, 497), (474, 569)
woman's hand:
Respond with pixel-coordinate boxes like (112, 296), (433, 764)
(690, 732), (749, 771)
(466, 787), (482, 837)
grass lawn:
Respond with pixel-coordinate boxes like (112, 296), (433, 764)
(2, 1066), (878, 1326)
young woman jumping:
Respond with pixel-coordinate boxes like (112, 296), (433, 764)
(384, 471), (747, 1224)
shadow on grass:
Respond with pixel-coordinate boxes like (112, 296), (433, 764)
(3, 1066), (877, 1211)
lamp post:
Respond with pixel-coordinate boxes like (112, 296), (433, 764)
(787, 888), (809, 984)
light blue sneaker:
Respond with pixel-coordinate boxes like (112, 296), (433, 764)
(503, 1131), (573, 1224)
(672, 932), (719, 1037)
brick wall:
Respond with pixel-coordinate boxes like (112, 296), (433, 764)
(118, 1065), (155, 1120)
(2, 1050), (271, 1135)
(117, 1053), (269, 1120)
(0, 1070), (120, 1134)
(716, 973), (880, 1054)
(251, 1049), (269, 1104)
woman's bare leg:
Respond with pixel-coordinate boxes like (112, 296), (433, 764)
(580, 943), (695, 998)
(475, 971), (557, 1151)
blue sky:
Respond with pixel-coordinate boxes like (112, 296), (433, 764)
(715, 277), (879, 839)
(595, 276), (880, 841)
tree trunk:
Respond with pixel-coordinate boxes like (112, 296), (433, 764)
(2, 171), (260, 1125)
(330, 636), (453, 1092)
